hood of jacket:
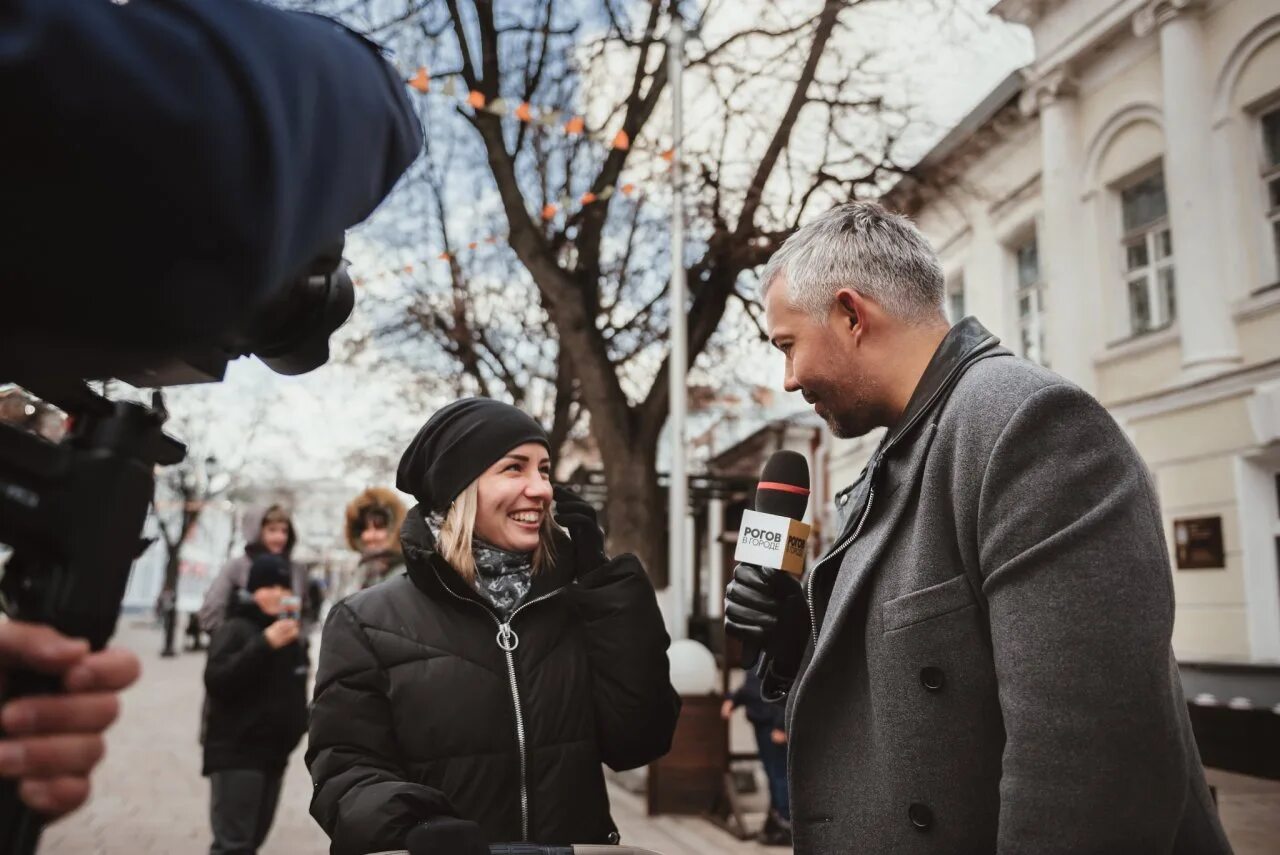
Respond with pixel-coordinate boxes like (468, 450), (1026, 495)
(345, 487), (407, 553)
(242, 503), (297, 559)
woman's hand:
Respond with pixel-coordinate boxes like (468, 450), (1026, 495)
(552, 485), (607, 576)
(0, 620), (141, 819)
(407, 816), (488, 855)
(263, 619), (300, 649)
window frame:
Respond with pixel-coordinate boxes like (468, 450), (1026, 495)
(1259, 103), (1280, 275)
(1117, 167), (1176, 337)
(1012, 232), (1048, 366)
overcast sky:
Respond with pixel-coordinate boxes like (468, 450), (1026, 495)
(165, 1), (1034, 492)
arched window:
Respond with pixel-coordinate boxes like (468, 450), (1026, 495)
(1261, 105), (1280, 273)
(1118, 168), (1175, 336)
(1013, 233), (1047, 365)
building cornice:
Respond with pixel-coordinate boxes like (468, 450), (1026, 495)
(1019, 66), (1078, 117)
(1133, 0), (1206, 37)
(1108, 357), (1280, 423)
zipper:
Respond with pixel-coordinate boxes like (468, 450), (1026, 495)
(431, 563), (563, 841)
(806, 481), (876, 638)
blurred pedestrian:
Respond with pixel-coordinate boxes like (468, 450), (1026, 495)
(199, 505), (308, 636)
(344, 486), (406, 589)
(185, 612), (206, 652)
(722, 670), (791, 846)
(202, 553), (308, 855)
(307, 398), (681, 855)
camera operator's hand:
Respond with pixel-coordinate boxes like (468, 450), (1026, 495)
(725, 563), (808, 677)
(552, 486), (608, 577)
(263, 619), (300, 650)
(406, 815), (488, 855)
(0, 620), (141, 819)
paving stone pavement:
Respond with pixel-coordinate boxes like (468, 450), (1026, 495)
(36, 620), (1280, 854)
(37, 620), (775, 855)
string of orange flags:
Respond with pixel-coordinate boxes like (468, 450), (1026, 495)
(350, 174), (653, 287)
(403, 65), (674, 164)
(346, 66), (678, 285)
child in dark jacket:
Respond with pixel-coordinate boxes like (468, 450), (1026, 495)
(722, 669), (791, 846)
(203, 553), (309, 855)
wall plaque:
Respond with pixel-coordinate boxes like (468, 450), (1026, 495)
(1173, 516), (1225, 570)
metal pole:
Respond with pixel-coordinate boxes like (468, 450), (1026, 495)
(666, 24), (688, 639)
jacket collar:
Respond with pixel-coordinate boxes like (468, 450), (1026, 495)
(399, 505), (575, 614)
(881, 316), (1002, 457)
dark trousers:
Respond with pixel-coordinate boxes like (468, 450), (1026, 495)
(753, 722), (790, 822)
(209, 769), (283, 855)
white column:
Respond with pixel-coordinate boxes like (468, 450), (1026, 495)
(706, 496), (725, 619)
(1135, 0), (1240, 379)
(1021, 69), (1100, 393)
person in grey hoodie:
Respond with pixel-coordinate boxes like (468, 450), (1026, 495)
(199, 505), (306, 636)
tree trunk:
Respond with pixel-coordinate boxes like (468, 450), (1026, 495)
(162, 546), (182, 600)
(159, 546), (181, 657)
(601, 442), (668, 590)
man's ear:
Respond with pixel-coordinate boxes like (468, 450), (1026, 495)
(834, 289), (866, 341)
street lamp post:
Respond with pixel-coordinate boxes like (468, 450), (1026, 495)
(666, 23), (689, 640)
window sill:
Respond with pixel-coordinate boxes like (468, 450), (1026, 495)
(1094, 322), (1180, 367)
(1234, 283), (1280, 321)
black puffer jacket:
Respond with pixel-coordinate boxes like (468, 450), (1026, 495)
(307, 507), (680, 854)
(202, 599), (309, 776)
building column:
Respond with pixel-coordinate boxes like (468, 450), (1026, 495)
(1135, 0), (1241, 379)
(1021, 69), (1100, 393)
(705, 496), (725, 619)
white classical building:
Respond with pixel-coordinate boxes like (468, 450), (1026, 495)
(841, 0), (1280, 666)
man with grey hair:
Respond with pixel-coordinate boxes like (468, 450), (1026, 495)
(725, 201), (1229, 854)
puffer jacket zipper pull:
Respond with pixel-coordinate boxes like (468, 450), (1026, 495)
(497, 621), (519, 652)
(495, 618), (530, 840)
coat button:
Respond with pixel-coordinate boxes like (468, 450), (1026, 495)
(607, 831), (621, 844)
(920, 666), (945, 692)
(908, 802), (933, 830)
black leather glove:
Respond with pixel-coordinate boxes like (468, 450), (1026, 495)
(725, 563), (808, 677)
(406, 816), (488, 855)
(553, 485), (608, 576)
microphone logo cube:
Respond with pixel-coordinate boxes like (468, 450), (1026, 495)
(735, 509), (811, 577)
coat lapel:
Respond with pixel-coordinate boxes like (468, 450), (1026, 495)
(796, 423), (938, 697)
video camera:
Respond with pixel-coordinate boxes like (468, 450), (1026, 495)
(0, 247), (356, 851)
(0, 0), (423, 845)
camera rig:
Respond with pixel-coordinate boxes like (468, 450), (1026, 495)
(0, 251), (355, 852)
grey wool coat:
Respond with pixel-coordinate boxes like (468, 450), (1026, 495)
(770, 318), (1231, 855)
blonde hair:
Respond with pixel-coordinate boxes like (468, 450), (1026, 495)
(437, 481), (558, 585)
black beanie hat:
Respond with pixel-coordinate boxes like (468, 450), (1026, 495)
(396, 398), (550, 513)
(247, 553), (292, 593)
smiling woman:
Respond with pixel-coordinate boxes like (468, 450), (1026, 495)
(306, 398), (680, 855)
(438, 445), (558, 585)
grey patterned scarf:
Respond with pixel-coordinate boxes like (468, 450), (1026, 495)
(426, 513), (533, 620)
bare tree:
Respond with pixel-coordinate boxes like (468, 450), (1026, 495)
(349, 125), (586, 459)
(149, 390), (271, 653)
(311, 0), (928, 585)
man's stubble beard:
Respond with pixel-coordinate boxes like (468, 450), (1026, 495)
(825, 369), (883, 439)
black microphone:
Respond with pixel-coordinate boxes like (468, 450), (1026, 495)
(736, 450), (811, 670)
(755, 449), (811, 525)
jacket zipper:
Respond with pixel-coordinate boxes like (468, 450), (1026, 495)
(806, 481), (876, 638)
(431, 564), (562, 841)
